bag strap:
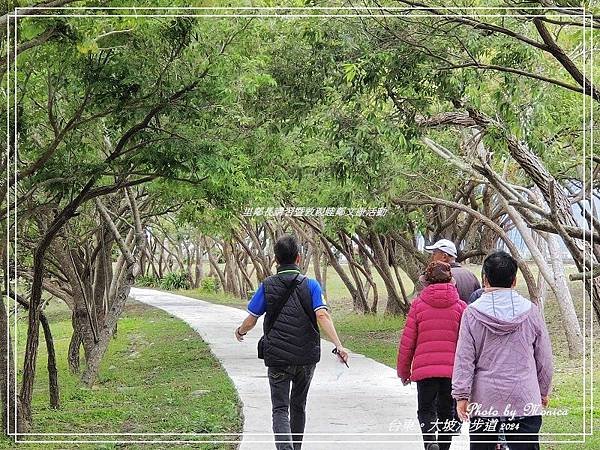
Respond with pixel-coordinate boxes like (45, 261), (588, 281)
(264, 273), (301, 336)
(296, 283), (319, 334)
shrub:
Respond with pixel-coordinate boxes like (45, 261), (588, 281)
(199, 276), (219, 294)
(136, 275), (160, 288)
(160, 271), (191, 290)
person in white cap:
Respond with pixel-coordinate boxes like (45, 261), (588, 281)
(417, 239), (481, 304)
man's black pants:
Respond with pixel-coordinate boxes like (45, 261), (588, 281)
(469, 415), (542, 450)
(268, 364), (316, 450)
(416, 377), (457, 450)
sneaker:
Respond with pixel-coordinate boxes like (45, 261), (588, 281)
(426, 444), (440, 450)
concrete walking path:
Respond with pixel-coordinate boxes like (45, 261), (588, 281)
(131, 288), (468, 449)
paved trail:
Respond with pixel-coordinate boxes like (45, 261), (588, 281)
(131, 288), (468, 449)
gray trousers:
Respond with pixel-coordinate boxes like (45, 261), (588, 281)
(268, 364), (316, 450)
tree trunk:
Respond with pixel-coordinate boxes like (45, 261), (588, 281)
(20, 245), (46, 426)
(11, 291), (60, 410)
(241, 220), (272, 278)
(235, 250), (253, 299)
(312, 233), (323, 286)
(392, 262), (410, 307)
(358, 243), (379, 313)
(389, 230), (428, 292)
(67, 327), (82, 374)
(40, 315), (60, 409)
(544, 231), (583, 358)
(223, 241), (240, 297)
(233, 231), (266, 282)
(93, 231), (112, 325)
(82, 189), (147, 386)
(502, 195), (583, 357)
(194, 239), (204, 288)
(369, 232), (406, 315)
(321, 253), (328, 300)
(158, 237), (165, 278)
(56, 243), (100, 366)
(320, 237), (362, 308)
(81, 273), (135, 386)
(339, 233), (370, 313)
(206, 240), (225, 290)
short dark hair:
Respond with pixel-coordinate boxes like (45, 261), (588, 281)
(483, 251), (518, 288)
(274, 234), (299, 265)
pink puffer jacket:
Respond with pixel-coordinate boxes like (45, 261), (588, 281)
(397, 283), (467, 381)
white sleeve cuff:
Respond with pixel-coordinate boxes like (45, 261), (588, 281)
(247, 309), (261, 318)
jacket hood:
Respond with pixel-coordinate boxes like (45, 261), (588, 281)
(420, 283), (460, 308)
(470, 289), (532, 334)
(469, 304), (533, 335)
(469, 289), (533, 335)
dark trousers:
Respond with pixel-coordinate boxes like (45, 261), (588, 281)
(268, 364), (316, 450)
(416, 377), (457, 450)
(469, 415), (542, 450)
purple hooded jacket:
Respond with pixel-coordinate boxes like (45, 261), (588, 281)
(452, 289), (554, 417)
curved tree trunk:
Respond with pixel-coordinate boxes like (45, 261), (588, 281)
(502, 197), (583, 357)
(320, 237), (362, 309)
(223, 240), (241, 297)
(312, 232), (324, 288)
(12, 292), (60, 409)
(358, 243), (379, 313)
(545, 231), (583, 358)
(205, 239), (226, 290)
(82, 189), (147, 387)
(67, 327), (82, 374)
(40, 315), (60, 409)
(368, 232), (406, 315)
(338, 233), (370, 313)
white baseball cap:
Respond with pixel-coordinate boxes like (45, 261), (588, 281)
(425, 239), (457, 258)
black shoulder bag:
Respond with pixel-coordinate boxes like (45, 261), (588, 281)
(257, 274), (302, 359)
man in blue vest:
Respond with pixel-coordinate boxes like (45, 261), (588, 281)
(234, 234), (349, 450)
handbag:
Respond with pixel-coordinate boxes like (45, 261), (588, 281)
(258, 274), (302, 359)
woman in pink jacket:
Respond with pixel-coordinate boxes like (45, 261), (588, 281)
(397, 261), (467, 450)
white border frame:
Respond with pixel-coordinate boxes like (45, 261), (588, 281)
(4, 4), (595, 446)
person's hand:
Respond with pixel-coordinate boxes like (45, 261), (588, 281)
(542, 396), (549, 407)
(234, 327), (245, 342)
(456, 399), (470, 422)
(401, 378), (411, 386)
(335, 345), (349, 364)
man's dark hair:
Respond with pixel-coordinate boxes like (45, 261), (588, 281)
(274, 234), (300, 265)
(483, 251), (518, 288)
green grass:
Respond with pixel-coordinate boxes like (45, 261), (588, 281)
(331, 312), (405, 368)
(2, 300), (242, 449)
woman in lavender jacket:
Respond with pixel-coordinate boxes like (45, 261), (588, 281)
(452, 251), (554, 450)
